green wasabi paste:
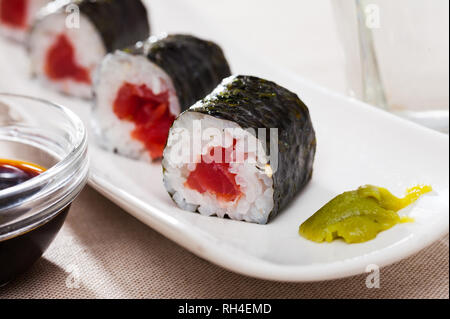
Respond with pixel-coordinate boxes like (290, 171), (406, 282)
(299, 185), (432, 244)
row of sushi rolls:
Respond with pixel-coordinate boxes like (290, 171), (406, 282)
(1, 0), (318, 226)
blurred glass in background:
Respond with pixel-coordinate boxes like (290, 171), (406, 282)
(333, 0), (449, 133)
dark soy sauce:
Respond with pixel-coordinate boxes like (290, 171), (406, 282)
(0, 159), (70, 285)
(0, 159), (45, 191)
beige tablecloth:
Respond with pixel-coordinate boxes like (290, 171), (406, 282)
(0, 187), (448, 299)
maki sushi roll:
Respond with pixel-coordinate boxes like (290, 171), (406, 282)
(92, 34), (231, 161)
(0, 0), (51, 41)
(28, 0), (150, 98)
(162, 75), (317, 224)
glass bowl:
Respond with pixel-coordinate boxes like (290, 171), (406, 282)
(0, 93), (89, 286)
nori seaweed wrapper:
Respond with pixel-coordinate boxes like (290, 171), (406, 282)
(183, 75), (317, 221)
(34, 0), (150, 52)
(126, 34), (231, 111)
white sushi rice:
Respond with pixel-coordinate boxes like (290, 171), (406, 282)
(29, 11), (106, 98)
(91, 51), (180, 161)
(163, 112), (275, 224)
(0, 0), (50, 42)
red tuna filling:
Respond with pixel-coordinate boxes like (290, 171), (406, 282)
(185, 145), (242, 202)
(0, 0), (27, 29)
(113, 82), (175, 160)
(45, 34), (91, 84)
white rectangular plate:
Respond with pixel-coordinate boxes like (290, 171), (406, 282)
(0, 1), (448, 282)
